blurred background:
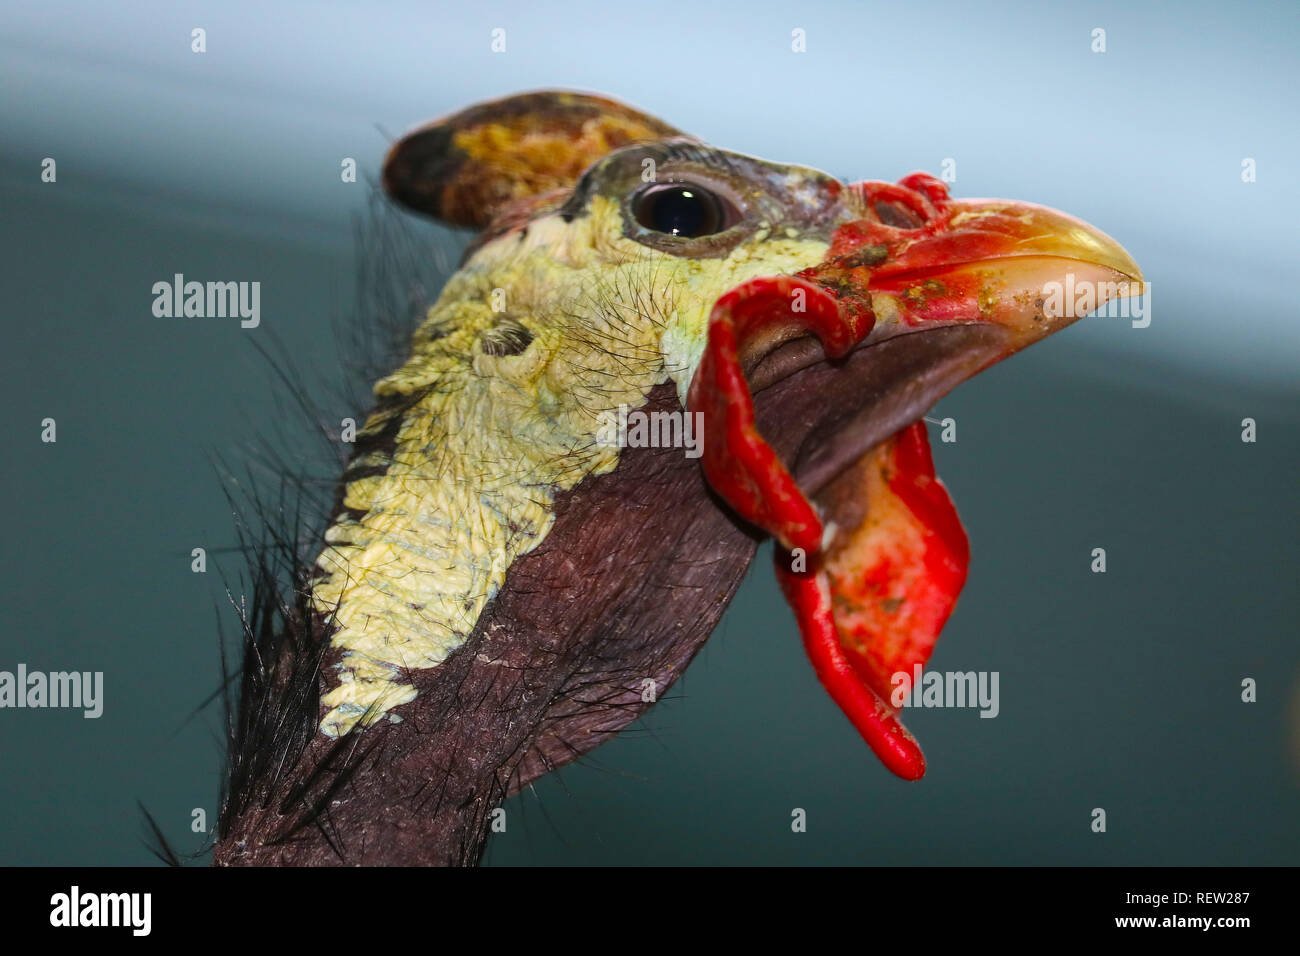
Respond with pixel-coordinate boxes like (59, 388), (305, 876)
(1, 0), (1296, 865)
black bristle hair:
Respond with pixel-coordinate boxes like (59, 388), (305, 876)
(141, 180), (460, 864)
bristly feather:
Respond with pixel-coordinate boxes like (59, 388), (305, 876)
(216, 184), (459, 850)
(141, 182), (459, 864)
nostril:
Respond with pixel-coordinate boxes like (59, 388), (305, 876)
(872, 199), (926, 230)
(896, 172), (953, 211)
(849, 179), (942, 231)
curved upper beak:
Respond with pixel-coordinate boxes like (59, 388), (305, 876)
(862, 196), (1145, 346)
(733, 185), (1146, 499)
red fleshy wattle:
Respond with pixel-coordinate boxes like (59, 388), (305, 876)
(687, 248), (969, 779)
(775, 557), (927, 780)
(822, 422), (969, 703)
(687, 274), (873, 556)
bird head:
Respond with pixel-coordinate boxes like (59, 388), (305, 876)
(216, 90), (1143, 865)
(370, 89), (1141, 777)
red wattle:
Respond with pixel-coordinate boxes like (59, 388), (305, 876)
(822, 422), (969, 703)
(687, 274), (872, 555)
(687, 192), (969, 780)
(775, 558), (927, 781)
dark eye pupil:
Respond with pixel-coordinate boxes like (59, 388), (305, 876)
(634, 184), (727, 237)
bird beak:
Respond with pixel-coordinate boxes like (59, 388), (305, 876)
(689, 173), (1143, 780)
(864, 188), (1145, 345)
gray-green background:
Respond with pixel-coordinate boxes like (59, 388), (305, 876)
(1, 0), (1296, 865)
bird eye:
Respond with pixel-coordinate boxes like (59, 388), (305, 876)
(631, 182), (739, 238)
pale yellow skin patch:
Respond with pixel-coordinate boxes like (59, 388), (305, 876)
(313, 194), (829, 736)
